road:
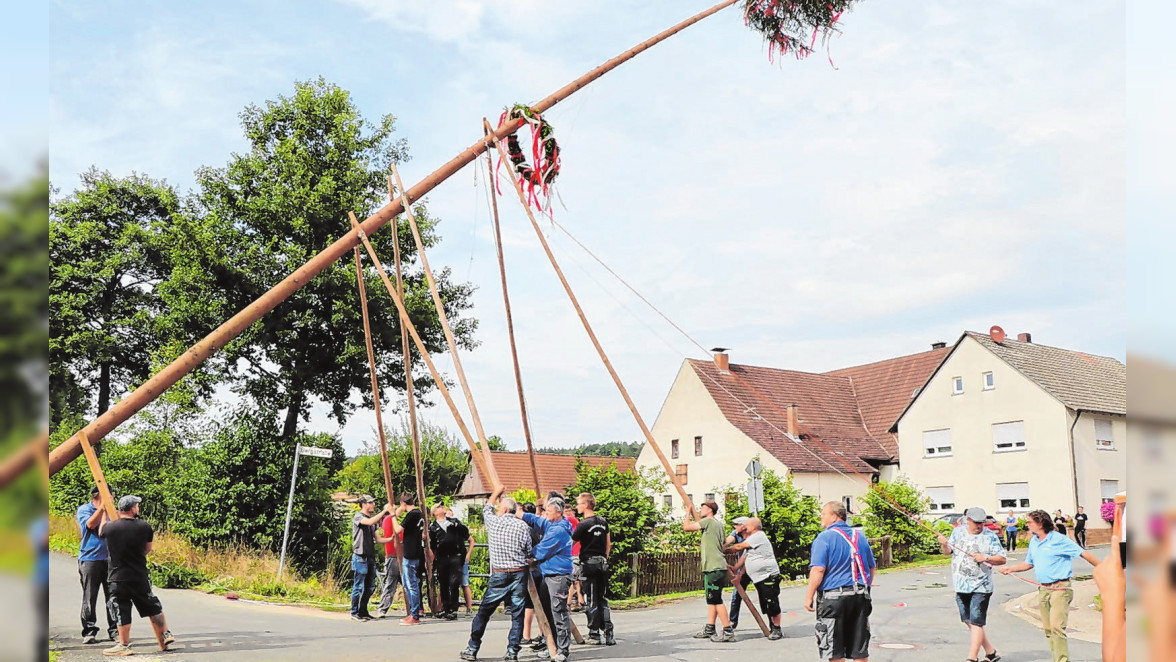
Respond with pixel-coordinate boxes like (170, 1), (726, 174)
(48, 550), (1104, 661)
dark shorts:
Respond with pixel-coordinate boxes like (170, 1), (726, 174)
(955, 591), (992, 627)
(108, 580), (163, 626)
(815, 588), (871, 660)
(703, 569), (727, 605)
(755, 574), (782, 618)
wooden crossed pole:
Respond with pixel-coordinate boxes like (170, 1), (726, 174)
(483, 119), (771, 638)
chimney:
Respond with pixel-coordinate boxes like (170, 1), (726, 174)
(787, 404), (799, 437)
(1017, 333), (1032, 343)
(931, 341), (946, 350)
(711, 347), (730, 374)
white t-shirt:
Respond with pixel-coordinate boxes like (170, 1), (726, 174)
(743, 531), (781, 583)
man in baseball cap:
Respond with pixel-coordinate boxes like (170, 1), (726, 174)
(724, 517), (752, 630)
(937, 506), (1007, 662)
(99, 495), (174, 656)
(76, 486), (118, 644)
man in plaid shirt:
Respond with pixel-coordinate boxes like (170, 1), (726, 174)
(462, 483), (533, 662)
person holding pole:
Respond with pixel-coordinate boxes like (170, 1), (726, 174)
(374, 513), (403, 619)
(684, 500), (736, 643)
(572, 492), (614, 646)
(563, 503), (583, 612)
(397, 492), (427, 625)
(936, 507), (1006, 662)
(805, 501), (875, 662)
(429, 503), (471, 620)
(98, 495), (174, 657)
(77, 485), (118, 644)
(726, 517), (784, 640)
(461, 484), (532, 662)
(522, 495), (575, 662)
(350, 496), (391, 622)
(724, 517), (752, 631)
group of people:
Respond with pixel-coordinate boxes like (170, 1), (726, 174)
(461, 485), (614, 662)
(74, 486), (175, 657)
(1002, 506), (1092, 551)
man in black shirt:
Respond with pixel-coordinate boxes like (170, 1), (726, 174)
(1073, 506), (1089, 549)
(429, 504), (473, 620)
(98, 495), (173, 657)
(572, 492), (614, 646)
(395, 492), (427, 625)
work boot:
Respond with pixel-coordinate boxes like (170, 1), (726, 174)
(767, 626), (782, 641)
(604, 630), (616, 646)
(710, 627), (736, 643)
(692, 624), (716, 639)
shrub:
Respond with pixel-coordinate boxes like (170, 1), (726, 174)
(859, 476), (935, 562)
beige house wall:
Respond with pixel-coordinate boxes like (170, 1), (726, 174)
(637, 361), (871, 518)
(897, 335), (1080, 521)
(1070, 412), (1127, 527)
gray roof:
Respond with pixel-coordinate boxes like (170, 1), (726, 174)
(966, 331), (1125, 415)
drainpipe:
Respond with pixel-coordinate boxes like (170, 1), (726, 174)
(1067, 409), (1085, 512)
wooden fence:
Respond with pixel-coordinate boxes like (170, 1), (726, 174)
(626, 535), (892, 598)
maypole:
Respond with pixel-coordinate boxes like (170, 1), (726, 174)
(45, 0), (742, 480)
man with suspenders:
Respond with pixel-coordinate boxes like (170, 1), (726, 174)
(805, 501), (876, 662)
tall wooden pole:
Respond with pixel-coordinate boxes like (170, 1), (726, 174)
(381, 184), (436, 614)
(45, 0), (740, 480)
(482, 120), (697, 520)
(388, 166), (498, 483)
(481, 133), (542, 494)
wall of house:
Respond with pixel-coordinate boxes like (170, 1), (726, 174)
(791, 472), (872, 515)
(897, 335), (1077, 520)
(1070, 412), (1127, 528)
(636, 362), (791, 519)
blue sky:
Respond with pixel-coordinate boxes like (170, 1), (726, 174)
(49, 1), (1128, 455)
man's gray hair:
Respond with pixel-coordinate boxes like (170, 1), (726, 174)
(500, 497), (518, 514)
(824, 501), (848, 521)
(547, 497), (565, 512)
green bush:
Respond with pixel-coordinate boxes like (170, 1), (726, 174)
(149, 561), (207, 589)
(859, 476), (935, 562)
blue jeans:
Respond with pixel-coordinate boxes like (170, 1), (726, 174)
(350, 554), (376, 617)
(467, 571), (527, 656)
(402, 557), (424, 619)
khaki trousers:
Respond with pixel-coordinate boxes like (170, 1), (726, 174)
(1038, 581), (1073, 662)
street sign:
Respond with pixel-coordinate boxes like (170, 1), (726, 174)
(745, 459), (762, 479)
(297, 445), (334, 459)
(747, 478), (765, 514)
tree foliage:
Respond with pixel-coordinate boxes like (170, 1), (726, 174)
(858, 476), (936, 562)
(536, 441), (643, 458)
(334, 418), (469, 502)
(721, 465), (822, 578)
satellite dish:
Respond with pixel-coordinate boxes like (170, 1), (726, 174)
(989, 325), (1006, 343)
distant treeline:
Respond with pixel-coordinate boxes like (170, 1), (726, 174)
(536, 441), (644, 458)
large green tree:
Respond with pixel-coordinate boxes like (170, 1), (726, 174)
(49, 168), (180, 424)
(334, 418), (469, 501)
(178, 77), (476, 442)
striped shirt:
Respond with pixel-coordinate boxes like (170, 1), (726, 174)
(483, 503), (533, 570)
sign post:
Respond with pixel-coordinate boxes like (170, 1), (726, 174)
(278, 444), (334, 579)
(745, 459), (764, 516)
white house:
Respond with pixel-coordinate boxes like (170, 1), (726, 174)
(636, 348), (947, 518)
(892, 330), (1126, 535)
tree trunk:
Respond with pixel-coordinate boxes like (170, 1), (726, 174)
(96, 361), (111, 416)
(282, 388), (304, 441)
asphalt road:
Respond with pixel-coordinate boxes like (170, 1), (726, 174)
(47, 550), (1104, 661)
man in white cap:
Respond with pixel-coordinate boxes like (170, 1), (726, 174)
(98, 495), (174, 657)
(937, 506), (1007, 662)
(726, 517), (784, 640)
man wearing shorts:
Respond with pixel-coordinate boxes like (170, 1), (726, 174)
(938, 507), (1006, 662)
(726, 517), (784, 640)
(98, 495), (174, 657)
(683, 500), (735, 643)
(805, 501), (875, 661)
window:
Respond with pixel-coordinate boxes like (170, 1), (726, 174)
(704, 492), (715, 504)
(926, 486), (956, 512)
(1100, 480), (1119, 504)
(983, 372), (995, 390)
(842, 496), (853, 514)
(923, 429), (952, 457)
(1095, 419), (1115, 450)
(663, 494), (672, 509)
(695, 436), (703, 456)
(997, 482), (1031, 510)
(671, 439), (679, 459)
(993, 421), (1027, 452)
(675, 463), (688, 484)
(952, 376), (964, 394)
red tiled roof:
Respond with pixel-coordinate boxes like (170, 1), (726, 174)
(459, 451), (636, 497)
(687, 347), (947, 473)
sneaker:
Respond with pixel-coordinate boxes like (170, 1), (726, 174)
(162, 630), (176, 648)
(399, 616), (421, 626)
(83, 635), (98, 645)
(351, 614), (369, 622)
(729, 619), (739, 631)
(503, 655), (518, 662)
(103, 642), (134, 657)
(692, 624), (716, 639)
(519, 638), (533, 646)
(375, 609), (387, 619)
(985, 653), (1002, 662)
(586, 633), (602, 646)
(767, 627), (782, 641)
(459, 648), (477, 661)
(443, 611), (458, 621)
(553, 654), (568, 662)
(536, 652), (550, 660)
(529, 636), (547, 651)
(710, 628), (736, 643)
(604, 631), (616, 646)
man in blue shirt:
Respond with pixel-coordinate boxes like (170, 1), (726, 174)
(76, 486), (118, 644)
(522, 495), (574, 662)
(999, 509), (1101, 662)
(805, 501), (876, 662)
(724, 517), (752, 630)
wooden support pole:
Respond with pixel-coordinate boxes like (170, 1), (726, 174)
(46, 0), (739, 482)
(0, 431), (49, 488)
(481, 132), (542, 496)
(77, 431), (117, 520)
(730, 568), (771, 636)
(482, 120), (698, 521)
(352, 248), (401, 560)
(388, 166), (498, 483)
